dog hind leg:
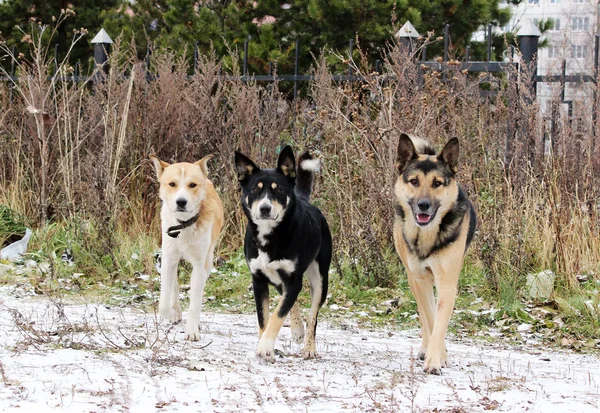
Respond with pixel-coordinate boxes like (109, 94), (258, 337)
(302, 261), (327, 359)
(289, 302), (305, 344)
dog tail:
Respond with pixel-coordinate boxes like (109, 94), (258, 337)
(295, 151), (320, 199)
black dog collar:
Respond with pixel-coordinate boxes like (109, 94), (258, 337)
(166, 213), (200, 238)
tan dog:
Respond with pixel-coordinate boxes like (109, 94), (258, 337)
(150, 155), (224, 341)
(393, 133), (477, 374)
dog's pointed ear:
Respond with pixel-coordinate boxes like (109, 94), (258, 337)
(195, 154), (214, 176)
(150, 155), (169, 179)
(277, 146), (296, 179)
(438, 137), (459, 174)
(235, 151), (259, 183)
(396, 133), (418, 173)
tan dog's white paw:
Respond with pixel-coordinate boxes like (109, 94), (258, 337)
(291, 322), (305, 344)
(301, 345), (318, 359)
(424, 351), (448, 375)
(160, 306), (182, 323)
(256, 337), (276, 362)
(184, 327), (201, 341)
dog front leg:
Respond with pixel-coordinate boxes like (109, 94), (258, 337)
(256, 279), (302, 362)
(407, 270), (435, 360)
(252, 275), (270, 338)
(159, 255), (182, 323)
(185, 263), (208, 341)
(424, 261), (461, 375)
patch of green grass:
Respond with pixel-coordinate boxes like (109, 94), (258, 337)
(0, 205), (28, 247)
(4, 216), (599, 349)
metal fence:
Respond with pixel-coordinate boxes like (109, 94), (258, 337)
(2, 21), (599, 138)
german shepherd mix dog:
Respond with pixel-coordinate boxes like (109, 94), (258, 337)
(393, 133), (476, 375)
(235, 146), (332, 362)
(150, 155), (224, 341)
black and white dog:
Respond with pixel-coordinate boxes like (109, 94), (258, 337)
(235, 146), (332, 362)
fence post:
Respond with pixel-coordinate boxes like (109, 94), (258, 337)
(517, 21), (541, 100)
(243, 38), (249, 79)
(54, 43), (59, 75)
(193, 41), (199, 75)
(396, 21), (420, 58)
(593, 34), (599, 146)
(91, 28), (113, 75)
(487, 24), (492, 62)
(348, 38), (354, 78)
(293, 38), (300, 100)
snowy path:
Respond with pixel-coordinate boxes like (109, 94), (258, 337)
(0, 287), (599, 412)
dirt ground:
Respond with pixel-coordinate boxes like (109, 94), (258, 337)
(0, 285), (599, 413)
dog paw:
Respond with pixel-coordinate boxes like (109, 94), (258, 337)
(256, 337), (276, 362)
(301, 346), (319, 359)
(184, 327), (201, 341)
(160, 307), (182, 323)
(424, 365), (443, 375)
(423, 352), (448, 375)
(291, 323), (305, 344)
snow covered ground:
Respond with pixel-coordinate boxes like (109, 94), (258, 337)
(0, 285), (599, 413)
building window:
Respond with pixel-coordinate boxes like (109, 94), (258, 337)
(550, 0), (560, 3)
(551, 18), (561, 31)
(571, 45), (588, 59)
(571, 17), (589, 31)
(548, 46), (558, 59)
(573, 0), (588, 4)
(527, 0), (539, 4)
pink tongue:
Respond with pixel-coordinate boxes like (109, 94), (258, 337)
(417, 214), (431, 223)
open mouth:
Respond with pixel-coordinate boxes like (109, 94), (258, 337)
(415, 212), (435, 226)
(257, 213), (279, 221)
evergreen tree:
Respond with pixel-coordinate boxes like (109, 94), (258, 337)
(0, 0), (120, 71)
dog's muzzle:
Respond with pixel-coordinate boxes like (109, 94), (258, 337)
(414, 199), (436, 226)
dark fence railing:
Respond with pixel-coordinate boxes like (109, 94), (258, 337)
(2, 22), (599, 138)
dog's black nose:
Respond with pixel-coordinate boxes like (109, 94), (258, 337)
(176, 198), (187, 209)
(259, 204), (271, 216)
(417, 199), (431, 211)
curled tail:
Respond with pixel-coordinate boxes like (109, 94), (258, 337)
(295, 151), (320, 199)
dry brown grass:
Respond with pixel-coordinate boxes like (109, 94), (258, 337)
(1, 26), (599, 293)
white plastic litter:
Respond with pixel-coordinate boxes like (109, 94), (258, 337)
(1, 228), (32, 261)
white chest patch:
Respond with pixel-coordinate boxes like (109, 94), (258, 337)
(255, 221), (278, 246)
(249, 251), (296, 286)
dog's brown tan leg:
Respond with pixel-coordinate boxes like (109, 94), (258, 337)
(407, 269), (435, 360)
(185, 261), (208, 341)
(424, 258), (462, 375)
(302, 261), (325, 359)
(256, 297), (288, 362)
(289, 302), (305, 344)
(256, 278), (302, 362)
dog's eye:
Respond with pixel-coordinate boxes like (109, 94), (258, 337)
(432, 180), (442, 188)
(189, 182), (197, 188)
(272, 187), (283, 194)
(251, 186), (261, 193)
(169, 182), (176, 187)
(409, 178), (419, 186)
